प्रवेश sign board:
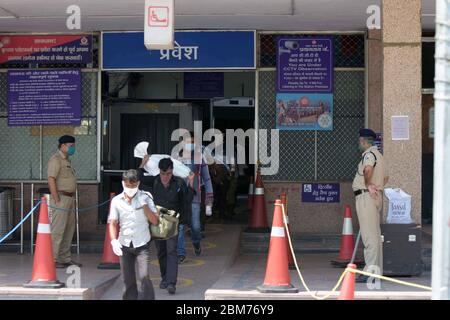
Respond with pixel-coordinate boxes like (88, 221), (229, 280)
(301, 183), (340, 203)
(7, 70), (81, 126)
(102, 31), (255, 70)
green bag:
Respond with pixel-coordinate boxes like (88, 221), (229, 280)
(150, 205), (180, 240)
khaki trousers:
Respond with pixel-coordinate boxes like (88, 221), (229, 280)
(50, 194), (75, 263)
(355, 192), (383, 275)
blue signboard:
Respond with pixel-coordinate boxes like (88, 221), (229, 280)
(302, 183), (340, 203)
(277, 37), (333, 93)
(184, 72), (224, 98)
(102, 31), (255, 70)
(7, 69), (81, 126)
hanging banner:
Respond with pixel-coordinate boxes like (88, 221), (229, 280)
(7, 70), (81, 126)
(0, 35), (92, 65)
(277, 37), (333, 93)
(144, 0), (175, 50)
(276, 93), (333, 131)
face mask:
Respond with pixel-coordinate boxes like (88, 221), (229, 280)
(122, 181), (139, 198)
(67, 146), (76, 156)
(184, 143), (195, 151)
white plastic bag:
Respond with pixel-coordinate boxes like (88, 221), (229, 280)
(384, 188), (413, 224)
(133, 142), (192, 178)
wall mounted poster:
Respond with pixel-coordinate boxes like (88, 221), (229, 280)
(276, 37), (334, 131)
(276, 93), (333, 131)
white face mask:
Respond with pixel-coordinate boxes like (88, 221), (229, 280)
(122, 181), (139, 198)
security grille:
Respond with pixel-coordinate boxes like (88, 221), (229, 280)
(0, 71), (98, 181)
(258, 33), (365, 181)
(259, 33), (365, 68)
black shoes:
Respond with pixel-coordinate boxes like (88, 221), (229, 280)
(355, 275), (370, 283)
(167, 284), (176, 294)
(159, 281), (168, 289)
(178, 255), (186, 264)
(193, 243), (202, 256)
(67, 260), (82, 267)
(55, 261), (82, 268)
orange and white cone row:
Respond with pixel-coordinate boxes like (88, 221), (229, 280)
(23, 197), (64, 288)
(248, 170), (269, 232)
(257, 199), (298, 293)
(98, 193), (120, 270)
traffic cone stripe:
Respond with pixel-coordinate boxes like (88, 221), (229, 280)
(254, 187), (264, 195)
(37, 223), (51, 234)
(271, 226), (285, 238)
(342, 218), (353, 235)
(23, 197), (64, 288)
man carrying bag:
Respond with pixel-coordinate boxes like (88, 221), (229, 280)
(108, 169), (159, 300)
(139, 157), (195, 295)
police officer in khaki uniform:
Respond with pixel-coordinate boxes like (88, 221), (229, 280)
(47, 135), (81, 268)
(352, 129), (388, 283)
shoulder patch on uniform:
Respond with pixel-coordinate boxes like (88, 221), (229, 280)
(364, 153), (375, 162)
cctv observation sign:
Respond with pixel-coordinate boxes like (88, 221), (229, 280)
(277, 37), (333, 92)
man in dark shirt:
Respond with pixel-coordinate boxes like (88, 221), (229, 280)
(138, 157), (194, 295)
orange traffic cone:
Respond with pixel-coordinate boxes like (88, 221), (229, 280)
(23, 197), (64, 288)
(247, 176), (254, 211)
(281, 193), (296, 270)
(338, 263), (357, 300)
(98, 193), (120, 269)
(257, 199), (298, 293)
(247, 169), (270, 232)
(331, 205), (357, 267)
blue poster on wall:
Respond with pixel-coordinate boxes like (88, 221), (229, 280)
(276, 93), (333, 131)
(277, 37), (333, 93)
(7, 69), (81, 126)
(102, 31), (255, 70)
(302, 183), (340, 203)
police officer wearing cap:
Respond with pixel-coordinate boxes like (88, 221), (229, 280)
(47, 135), (81, 268)
(352, 129), (389, 283)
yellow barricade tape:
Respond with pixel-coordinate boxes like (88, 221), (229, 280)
(275, 203), (431, 300)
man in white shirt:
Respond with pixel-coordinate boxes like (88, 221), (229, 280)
(108, 169), (159, 300)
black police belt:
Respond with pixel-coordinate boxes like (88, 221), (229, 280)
(354, 189), (369, 197)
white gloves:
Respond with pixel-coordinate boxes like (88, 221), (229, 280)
(205, 205), (213, 216)
(111, 239), (123, 256)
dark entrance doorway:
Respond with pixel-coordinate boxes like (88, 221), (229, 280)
(120, 113), (179, 169)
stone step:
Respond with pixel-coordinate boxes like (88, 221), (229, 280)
(0, 241), (105, 254)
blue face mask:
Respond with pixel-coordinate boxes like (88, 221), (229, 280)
(184, 143), (195, 151)
(67, 146), (76, 156)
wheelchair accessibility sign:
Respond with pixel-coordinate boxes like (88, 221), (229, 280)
(302, 183), (340, 203)
(148, 6), (169, 27)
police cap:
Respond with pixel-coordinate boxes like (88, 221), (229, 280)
(359, 128), (376, 140)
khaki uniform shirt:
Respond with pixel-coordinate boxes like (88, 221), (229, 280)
(47, 150), (77, 193)
(352, 146), (386, 191)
